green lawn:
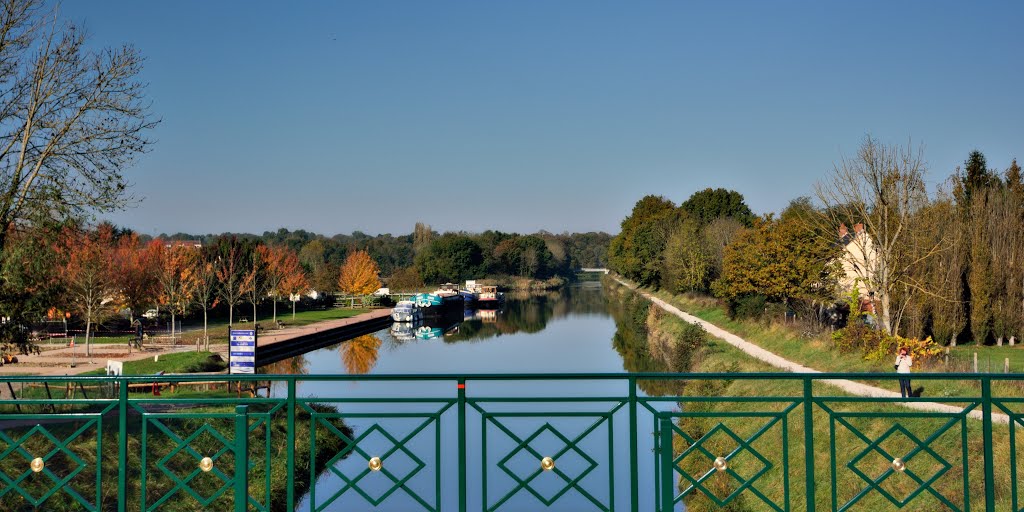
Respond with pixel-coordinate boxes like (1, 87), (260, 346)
(643, 295), (1018, 511)
(81, 351), (226, 375)
(949, 344), (1024, 372)
(610, 279), (1020, 397)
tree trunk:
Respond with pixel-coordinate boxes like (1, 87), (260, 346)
(229, 305), (233, 326)
(203, 307), (209, 352)
(272, 298), (277, 324)
(85, 318), (92, 358)
(880, 292), (893, 335)
(292, 300), (296, 319)
(171, 311), (176, 342)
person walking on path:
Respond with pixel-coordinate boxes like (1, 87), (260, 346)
(895, 346), (913, 398)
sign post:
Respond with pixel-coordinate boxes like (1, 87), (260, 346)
(229, 329), (256, 374)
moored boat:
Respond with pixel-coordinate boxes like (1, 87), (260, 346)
(477, 285), (504, 309)
(412, 283), (465, 318)
(391, 300), (422, 322)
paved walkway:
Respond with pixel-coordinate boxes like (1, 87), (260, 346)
(256, 309), (393, 348)
(0, 342), (200, 377)
(614, 277), (1011, 424)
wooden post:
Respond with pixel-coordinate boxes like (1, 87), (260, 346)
(974, 352), (979, 373)
(1005, 358), (1010, 374)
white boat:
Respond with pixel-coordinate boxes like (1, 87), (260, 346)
(391, 301), (422, 322)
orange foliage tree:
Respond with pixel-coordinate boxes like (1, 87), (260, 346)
(153, 241), (200, 340)
(61, 226), (120, 357)
(264, 245), (304, 322)
(281, 256), (308, 320)
(113, 231), (160, 322)
(190, 252), (219, 350)
(337, 250), (381, 296)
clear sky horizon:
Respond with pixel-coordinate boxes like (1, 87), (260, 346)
(62, 1), (1024, 237)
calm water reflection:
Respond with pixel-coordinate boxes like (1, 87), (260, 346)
(267, 281), (678, 511)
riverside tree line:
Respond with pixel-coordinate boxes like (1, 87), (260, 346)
(0, 222), (612, 355)
(610, 136), (1024, 356)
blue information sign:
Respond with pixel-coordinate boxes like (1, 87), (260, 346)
(229, 329), (256, 374)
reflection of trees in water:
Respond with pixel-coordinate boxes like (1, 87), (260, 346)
(340, 334), (382, 374)
(260, 355), (309, 375)
(444, 285), (610, 343)
(605, 280), (685, 397)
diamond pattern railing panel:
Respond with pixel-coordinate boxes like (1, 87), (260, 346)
(469, 399), (626, 512)
(0, 414), (107, 511)
(0, 372), (1020, 511)
(654, 400), (797, 512)
(816, 400), (976, 512)
(301, 400), (455, 512)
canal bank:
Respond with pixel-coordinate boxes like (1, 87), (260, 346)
(255, 309), (393, 366)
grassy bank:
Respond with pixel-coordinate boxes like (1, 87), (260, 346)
(605, 278), (1015, 511)
(80, 351), (227, 376)
(0, 400), (351, 511)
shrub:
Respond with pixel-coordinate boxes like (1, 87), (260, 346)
(728, 294), (767, 320)
(832, 323), (942, 363)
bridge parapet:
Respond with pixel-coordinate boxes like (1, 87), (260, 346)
(0, 372), (1015, 511)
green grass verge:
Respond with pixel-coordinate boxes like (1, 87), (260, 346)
(641, 297), (1017, 511)
(80, 351), (226, 376)
(0, 402), (351, 511)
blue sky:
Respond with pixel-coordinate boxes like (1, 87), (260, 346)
(62, 1), (1024, 237)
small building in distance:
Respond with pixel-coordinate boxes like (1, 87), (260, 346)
(837, 223), (877, 315)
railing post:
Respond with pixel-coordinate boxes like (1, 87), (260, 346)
(659, 416), (674, 512)
(629, 377), (639, 512)
(286, 379), (296, 512)
(235, 405), (249, 512)
(118, 377), (128, 512)
(458, 377), (467, 512)
(982, 377), (995, 511)
(803, 377), (816, 512)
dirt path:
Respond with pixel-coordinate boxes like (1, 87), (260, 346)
(614, 277), (1011, 424)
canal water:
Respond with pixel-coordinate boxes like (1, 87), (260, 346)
(269, 281), (677, 511)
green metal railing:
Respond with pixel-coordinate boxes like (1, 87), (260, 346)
(0, 372), (1020, 511)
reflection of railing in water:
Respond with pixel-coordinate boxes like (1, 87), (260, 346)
(0, 372), (1019, 511)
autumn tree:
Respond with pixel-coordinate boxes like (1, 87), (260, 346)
(712, 212), (839, 311)
(243, 243), (269, 324)
(661, 215), (712, 293)
(0, 1), (157, 254)
(113, 232), (159, 322)
(61, 226), (120, 357)
(703, 217), (746, 280)
(153, 241), (199, 341)
(190, 248), (219, 350)
(338, 250), (382, 296)
(213, 237), (247, 325)
(263, 245), (303, 323)
(814, 136), (946, 334)
(387, 266), (424, 291)
(281, 255), (309, 320)
(914, 194), (967, 345)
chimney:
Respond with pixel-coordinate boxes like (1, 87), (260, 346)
(853, 223), (864, 235)
(838, 223), (848, 238)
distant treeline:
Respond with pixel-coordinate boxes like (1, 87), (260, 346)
(153, 224), (612, 290)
